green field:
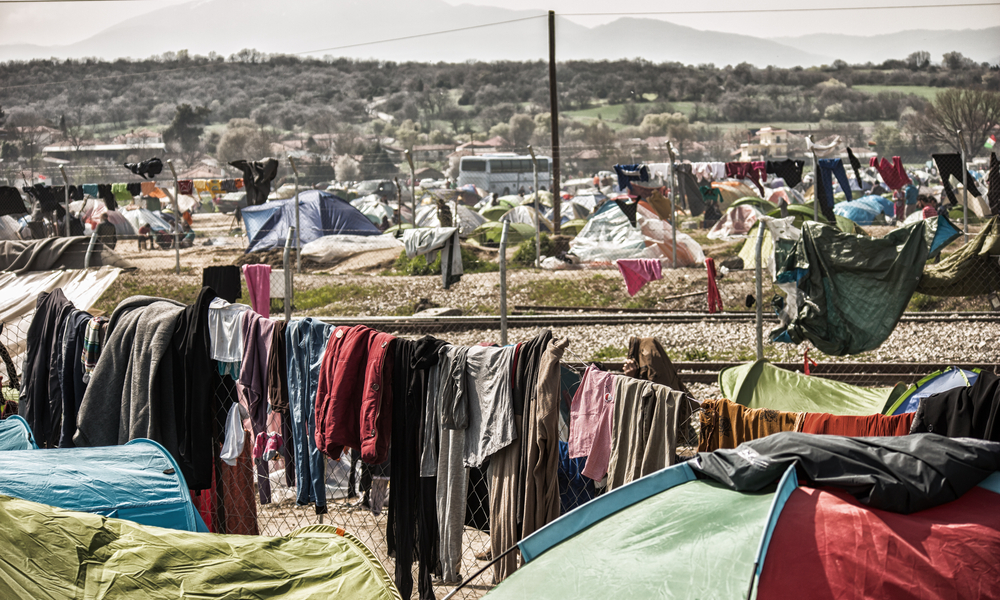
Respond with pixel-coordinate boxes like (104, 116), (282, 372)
(564, 101), (697, 127)
(852, 85), (946, 101)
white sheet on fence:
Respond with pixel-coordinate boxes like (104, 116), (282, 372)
(301, 234), (404, 264)
(0, 267), (123, 375)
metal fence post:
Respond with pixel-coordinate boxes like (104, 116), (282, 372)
(288, 155), (301, 272)
(58, 165), (70, 237)
(667, 142), (678, 269)
(958, 129), (969, 243)
(755, 221), (765, 361)
(499, 221), (510, 346)
(528, 145), (541, 268)
(84, 230), (98, 269)
(166, 160), (182, 274)
(283, 225), (295, 322)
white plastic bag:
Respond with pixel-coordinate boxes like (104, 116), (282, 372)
(220, 403), (248, 466)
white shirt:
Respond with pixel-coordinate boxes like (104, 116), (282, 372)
(208, 298), (252, 362)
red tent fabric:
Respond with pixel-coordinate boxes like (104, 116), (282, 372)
(759, 485), (1000, 599)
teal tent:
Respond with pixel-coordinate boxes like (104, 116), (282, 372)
(0, 438), (206, 531)
(719, 361), (906, 416)
(0, 415), (37, 451)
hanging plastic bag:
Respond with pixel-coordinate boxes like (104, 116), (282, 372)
(220, 403), (249, 466)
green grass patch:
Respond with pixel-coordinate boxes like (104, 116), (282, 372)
(383, 248), (498, 276)
(91, 276), (202, 315)
(512, 274), (623, 307)
(294, 283), (386, 311)
(852, 85), (946, 101)
(591, 345), (628, 361)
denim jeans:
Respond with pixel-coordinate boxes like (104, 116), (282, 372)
(287, 318), (332, 511)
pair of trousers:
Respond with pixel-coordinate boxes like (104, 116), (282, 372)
(933, 153), (982, 205)
(286, 318), (332, 513)
(817, 158), (852, 223)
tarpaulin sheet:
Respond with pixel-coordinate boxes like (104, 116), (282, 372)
(0, 439), (202, 531)
(0, 495), (401, 600)
(916, 216), (1000, 297)
(720, 361), (903, 416)
(759, 485), (1000, 600)
(489, 478), (773, 599)
(569, 202), (704, 267)
(772, 217), (958, 356)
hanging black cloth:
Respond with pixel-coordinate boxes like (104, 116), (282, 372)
(387, 335), (447, 600)
(513, 329), (553, 532)
(229, 158), (279, 206)
(690, 431), (1000, 514)
(0, 187), (27, 217)
(674, 164), (706, 216)
(846, 147), (864, 189)
(933, 153), (982, 205)
(911, 370), (1000, 443)
(988, 152), (1000, 217)
(69, 185), (84, 201)
(123, 157), (163, 180)
(58, 310), (92, 448)
(614, 198), (638, 228)
(19, 289), (75, 448)
(170, 286), (219, 490)
(96, 184), (118, 212)
(202, 266), (242, 303)
(613, 164), (649, 191)
(765, 159), (805, 189)
(23, 184), (64, 218)
(126, 182), (142, 197)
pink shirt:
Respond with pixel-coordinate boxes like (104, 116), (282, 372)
(616, 258), (663, 297)
(568, 365), (617, 481)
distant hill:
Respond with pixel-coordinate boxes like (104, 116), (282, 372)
(773, 27), (1000, 66)
(0, 0), (994, 67)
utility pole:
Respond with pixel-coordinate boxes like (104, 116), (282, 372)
(405, 149), (416, 227)
(548, 10), (561, 235)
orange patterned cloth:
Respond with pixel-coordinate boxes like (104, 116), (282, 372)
(698, 398), (802, 452)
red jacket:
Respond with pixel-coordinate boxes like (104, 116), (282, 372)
(314, 325), (395, 464)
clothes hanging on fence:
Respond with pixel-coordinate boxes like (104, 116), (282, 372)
(845, 147), (864, 189)
(229, 158), (279, 207)
(241, 264), (271, 317)
(692, 162), (727, 183)
(81, 316), (108, 383)
(799, 411), (914, 436)
(57, 310), (91, 448)
(315, 324), (396, 465)
(697, 398), (802, 452)
(725, 161), (767, 196)
(202, 266), (241, 303)
(816, 158), (852, 222)
(911, 370), (1000, 442)
(616, 258), (662, 296)
(626, 336), (689, 396)
(126, 182), (142, 197)
(19, 289), (74, 448)
(286, 318), (333, 512)
(220, 179), (237, 193)
(613, 164), (649, 192)
(111, 183), (133, 206)
(933, 153), (982, 205)
(123, 158), (163, 180)
(605, 377), (687, 491)
(870, 156), (911, 190)
(568, 365), (616, 469)
(766, 159), (805, 189)
(675, 164), (706, 216)
(177, 180), (194, 195)
(558, 441), (595, 513)
(208, 298), (251, 364)
(706, 257), (723, 313)
(0, 187), (26, 217)
(614, 198), (638, 227)
(238, 309), (275, 504)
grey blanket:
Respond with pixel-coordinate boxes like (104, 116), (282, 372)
(0, 237), (133, 273)
(74, 296), (184, 452)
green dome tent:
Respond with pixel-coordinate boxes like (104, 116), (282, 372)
(472, 221), (536, 245)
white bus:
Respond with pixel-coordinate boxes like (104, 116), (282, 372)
(457, 154), (551, 195)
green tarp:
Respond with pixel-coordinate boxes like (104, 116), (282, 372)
(772, 217), (958, 356)
(0, 495), (401, 600)
(916, 216), (1000, 297)
(488, 478), (775, 599)
(720, 361), (906, 416)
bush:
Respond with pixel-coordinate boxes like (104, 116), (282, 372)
(388, 246), (498, 276)
(512, 233), (554, 267)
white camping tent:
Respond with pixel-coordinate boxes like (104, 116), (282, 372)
(568, 201), (704, 267)
(415, 204), (486, 236)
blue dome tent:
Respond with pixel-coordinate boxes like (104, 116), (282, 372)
(241, 190), (381, 253)
(0, 438), (206, 531)
(0, 416), (38, 451)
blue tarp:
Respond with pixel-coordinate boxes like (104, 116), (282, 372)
(0, 438), (206, 531)
(242, 190), (381, 253)
(0, 416), (37, 451)
(833, 195), (895, 226)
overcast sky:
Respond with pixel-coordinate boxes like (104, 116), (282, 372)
(0, 0), (996, 48)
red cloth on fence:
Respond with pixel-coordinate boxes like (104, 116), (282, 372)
(800, 411), (914, 436)
(759, 485), (1000, 600)
(725, 161), (767, 196)
(870, 156), (912, 190)
(220, 430), (260, 535)
(616, 258), (662, 296)
(705, 257), (722, 313)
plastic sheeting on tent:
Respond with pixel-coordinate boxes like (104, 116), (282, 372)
(544, 201), (589, 225)
(917, 216), (1000, 297)
(0, 416), (38, 451)
(771, 216), (960, 356)
(352, 196), (396, 226)
(489, 436), (1000, 600)
(0, 215), (19, 241)
(886, 366), (980, 416)
(833, 195), (895, 226)
(0, 439), (205, 531)
(713, 181), (762, 205)
(500, 204), (554, 233)
(568, 201), (704, 267)
(570, 193), (606, 211)
(708, 205), (760, 241)
(71, 199), (136, 236)
(0, 495), (402, 600)
(121, 206), (173, 233)
(242, 191), (380, 253)
(301, 233), (404, 264)
(415, 203), (486, 236)
(719, 360), (906, 416)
